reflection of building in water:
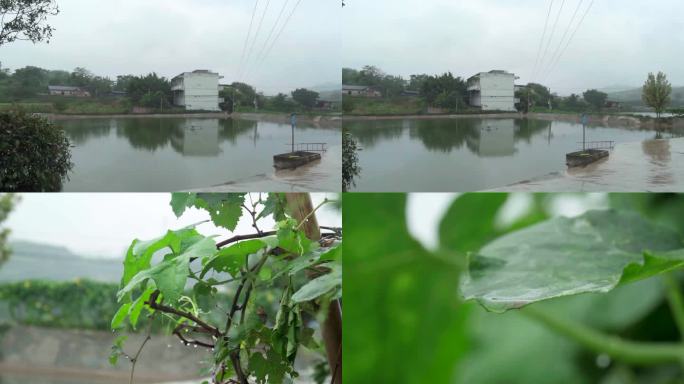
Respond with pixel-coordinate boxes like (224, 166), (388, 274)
(466, 119), (516, 157)
(170, 119), (221, 156)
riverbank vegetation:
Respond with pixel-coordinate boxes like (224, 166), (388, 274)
(344, 65), (684, 117)
(0, 110), (72, 191)
(0, 64), (338, 116)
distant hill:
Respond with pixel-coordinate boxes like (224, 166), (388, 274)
(0, 240), (122, 283)
(606, 86), (684, 107)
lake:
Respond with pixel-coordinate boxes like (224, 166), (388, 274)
(54, 117), (341, 192)
(346, 117), (684, 191)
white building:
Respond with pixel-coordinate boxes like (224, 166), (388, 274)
(467, 70), (517, 111)
(171, 70), (222, 111)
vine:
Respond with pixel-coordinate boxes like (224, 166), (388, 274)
(110, 193), (342, 384)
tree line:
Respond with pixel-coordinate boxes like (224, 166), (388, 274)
(345, 65), (676, 116)
(0, 64), (325, 112)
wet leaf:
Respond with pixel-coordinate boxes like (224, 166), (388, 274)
(460, 210), (684, 312)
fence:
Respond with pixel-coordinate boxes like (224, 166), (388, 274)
(578, 141), (615, 150)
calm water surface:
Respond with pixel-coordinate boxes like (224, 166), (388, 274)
(346, 118), (684, 191)
(56, 117), (341, 192)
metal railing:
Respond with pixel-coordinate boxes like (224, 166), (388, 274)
(286, 143), (328, 152)
(577, 141), (615, 150)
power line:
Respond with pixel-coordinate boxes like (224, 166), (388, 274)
(245, 0), (303, 81)
(539, 0), (584, 80)
(253, 0), (291, 69)
(241, 0), (272, 81)
(542, 0), (595, 83)
(236, 0), (260, 81)
(536, 0), (566, 82)
(531, 0), (555, 83)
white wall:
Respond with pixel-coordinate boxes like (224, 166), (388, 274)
(479, 73), (515, 111)
(174, 72), (221, 111)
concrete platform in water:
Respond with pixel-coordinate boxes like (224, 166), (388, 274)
(273, 151), (322, 169)
(566, 149), (609, 167)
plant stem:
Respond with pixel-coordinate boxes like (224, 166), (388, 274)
(664, 273), (684, 340)
(522, 305), (684, 365)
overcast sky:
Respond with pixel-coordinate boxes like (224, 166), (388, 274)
(343, 0), (684, 95)
(5, 193), (341, 259)
(0, 0), (340, 94)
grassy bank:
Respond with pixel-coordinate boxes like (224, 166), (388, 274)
(344, 96), (424, 115)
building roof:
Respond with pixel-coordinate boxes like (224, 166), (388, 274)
(343, 84), (371, 91)
(468, 70), (516, 81)
(173, 70), (220, 80)
(48, 85), (83, 92)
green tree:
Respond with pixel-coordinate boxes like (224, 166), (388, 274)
(291, 88), (319, 109)
(642, 71), (672, 118)
(582, 89), (608, 111)
(0, 194), (19, 266)
(125, 73), (172, 107)
(420, 72), (466, 110)
(0, 110), (72, 191)
(0, 0), (59, 46)
(109, 193), (342, 384)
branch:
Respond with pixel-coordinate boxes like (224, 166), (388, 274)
(146, 290), (221, 337)
(126, 314), (155, 384)
(216, 231), (277, 249)
(523, 305), (684, 365)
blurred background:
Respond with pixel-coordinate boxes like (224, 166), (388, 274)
(0, 193), (340, 384)
(345, 193), (684, 384)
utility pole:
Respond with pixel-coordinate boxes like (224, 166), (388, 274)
(290, 113), (297, 153)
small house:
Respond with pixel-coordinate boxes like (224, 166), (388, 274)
(48, 85), (91, 97)
(343, 84), (382, 98)
(466, 70), (517, 111)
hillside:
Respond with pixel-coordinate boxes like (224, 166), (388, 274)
(0, 241), (122, 283)
(606, 86), (684, 107)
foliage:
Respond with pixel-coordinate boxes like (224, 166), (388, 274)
(111, 193), (342, 384)
(0, 280), (123, 330)
(342, 130), (360, 192)
(583, 89), (608, 111)
(346, 193), (684, 383)
(642, 71), (672, 118)
(124, 73), (172, 107)
(0, 65), (115, 101)
(0, 110), (72, 191)
(341, 97), (354, 113)
(420, 72), (467, 110)
(0, 194), (19, 266)
(0, 0), (59, 45)
(343, 66), (406, 98)
(345, 194), (468, 384)
(291, 88), (319, 110)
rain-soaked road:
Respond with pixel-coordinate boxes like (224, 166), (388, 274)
(494, 137), (684, 192)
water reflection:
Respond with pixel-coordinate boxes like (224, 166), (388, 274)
(53, 117), (340, 192)
(63, 118), (258, 155)
(347, 118), (552, 156)
(347, 117), (683, 191)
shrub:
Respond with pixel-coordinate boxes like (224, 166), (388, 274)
(0, 110), (73, 191)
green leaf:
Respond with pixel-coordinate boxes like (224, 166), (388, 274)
(119, 237), (215, 304)
(249, 349), (289, 384)
(194, 193), (246, 230)
(111, 302), (131, 329)
(460, 210), (684, 312)
(439, 193), (509, 253)
(291, 264), (342, 303)
(276, 219), (318, 256)
(344, 193), (468, 384)
(129, 288), (154, 329)
(258, 193), (287, 221)
(170, 193), (196, 217)
(202, 239), (267, 278)
(121, 228), (202, 290)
